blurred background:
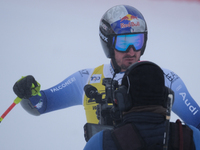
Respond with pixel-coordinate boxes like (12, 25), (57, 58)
(0, 0), (200, 149)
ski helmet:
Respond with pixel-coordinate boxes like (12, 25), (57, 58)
(99, 5), (148, 58)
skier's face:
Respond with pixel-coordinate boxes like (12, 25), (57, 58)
(114, 47), (141, 72)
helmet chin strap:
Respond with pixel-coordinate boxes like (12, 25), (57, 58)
(111, 57), (121, 74)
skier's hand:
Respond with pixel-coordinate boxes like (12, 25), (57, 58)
(13, 75), (41, 99)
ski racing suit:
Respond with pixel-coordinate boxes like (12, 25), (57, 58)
(21, 63), (200, 129)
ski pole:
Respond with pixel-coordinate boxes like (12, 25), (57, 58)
(0, 97), (22, 123)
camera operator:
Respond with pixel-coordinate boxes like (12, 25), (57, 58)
(84, 61), (200, 150)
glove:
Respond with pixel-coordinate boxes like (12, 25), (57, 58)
(13, 75), (41, 99)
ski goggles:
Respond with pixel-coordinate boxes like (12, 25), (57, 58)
(113, 33), (145, 52)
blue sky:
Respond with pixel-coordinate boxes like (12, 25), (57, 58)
(0, 0), (200, 149)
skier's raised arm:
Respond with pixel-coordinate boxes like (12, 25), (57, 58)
(13, 69), (93, 116)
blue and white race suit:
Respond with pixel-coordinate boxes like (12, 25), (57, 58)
(25, 63), (200, 129)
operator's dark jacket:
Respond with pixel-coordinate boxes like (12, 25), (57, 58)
(84, 106), (197, 150)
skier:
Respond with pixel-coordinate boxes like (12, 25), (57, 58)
(13, 5), (200, 132)
(83, 61), (200, 150)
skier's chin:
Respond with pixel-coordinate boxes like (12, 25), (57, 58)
(120, 63), (133, 72)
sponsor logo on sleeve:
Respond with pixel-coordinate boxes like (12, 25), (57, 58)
(50, 77), (76, 93)
(79, 69), (89, 77)
(179, 92), (198, 115)
(164, 71), (179, 83)
(34, 99), (43, 109)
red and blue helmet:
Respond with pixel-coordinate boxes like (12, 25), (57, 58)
(99, 5), (148, 58)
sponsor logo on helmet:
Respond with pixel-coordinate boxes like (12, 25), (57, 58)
(120, 14), (138, 22)
(120, 14), (140, 29)
(100, 21), (108, 31)
(99, 31), (108, 42)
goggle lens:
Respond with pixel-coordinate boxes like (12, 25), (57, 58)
(114, 34), (144, 52)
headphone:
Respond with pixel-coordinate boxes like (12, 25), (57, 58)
(113, 61), (174, 112)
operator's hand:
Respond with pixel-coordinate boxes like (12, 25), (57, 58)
(13, 75), (41, 99)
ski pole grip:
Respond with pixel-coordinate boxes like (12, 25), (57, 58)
(14, 97), (22, 104)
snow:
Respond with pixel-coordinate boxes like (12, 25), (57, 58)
(0, 0), (200, 149)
